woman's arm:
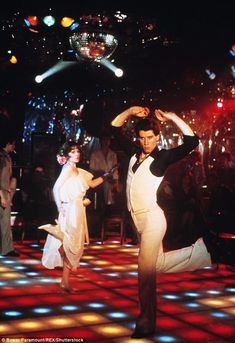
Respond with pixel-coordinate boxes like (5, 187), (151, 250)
(87, 176), (105, 189)
(87, 164), (119, 189)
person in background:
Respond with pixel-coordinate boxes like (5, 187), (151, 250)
(0, 135), (19, 257)
(89, 134), (119, 213)
(39, 140), (116, 292)
(88, 134), (119, 237)
(111, 105), (235, 339)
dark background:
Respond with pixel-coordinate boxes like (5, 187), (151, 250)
(1, 1), (235, 139)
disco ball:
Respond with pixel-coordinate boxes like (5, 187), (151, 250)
(69, 31), (118, 60)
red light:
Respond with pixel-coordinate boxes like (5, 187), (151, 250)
(27, 16), (38, 26)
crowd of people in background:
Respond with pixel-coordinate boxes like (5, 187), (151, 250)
(1, 110), (235, 256)
(2, 139), (235, 248)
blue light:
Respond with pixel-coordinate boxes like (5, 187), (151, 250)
(2, 260), (15, 264)
(127, 271), (138, 276)
(24, 19), (30, 27)
(14, 266), (27, 270)
(211, 311), (228, 318)
(184, 292), (200, 297)
(107, 312), (127, 319)
(184, 302), (200, 308)
(40, 278), (55, 283)
(32, 308), (51, 314)
(4, 311), (22, 317)
(87, 303), (106, 309)
(15, 280), (31, 285)
(225, 287), (235, 292)
(229, 49), (235, 57)
(158, 335), (177, 342)
(70, 22), (79, 30)
(162, 294), (179, 300)
(0, 281), (7, 286)
(26, 272), (40, 276)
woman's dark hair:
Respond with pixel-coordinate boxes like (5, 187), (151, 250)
(134, 117), (160, 137)
(58, 140), (81, 157)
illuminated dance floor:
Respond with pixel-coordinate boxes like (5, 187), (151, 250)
(0, 238), (235, 342)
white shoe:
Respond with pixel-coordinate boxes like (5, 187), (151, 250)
(38, 223), (64, 241)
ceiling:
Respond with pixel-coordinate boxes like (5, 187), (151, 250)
(0, 1), (235, 128)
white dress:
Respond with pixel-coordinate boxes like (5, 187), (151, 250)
(42, 166), (93, 270)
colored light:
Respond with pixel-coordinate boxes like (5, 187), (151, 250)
(27, 16), (38, 26)
(61, 17), (74, 27)
(43, 16), (56, 27)
(70, 22), (79, 30)
(10, 55), (17, 64)
(87, 302), (106, 308)
(32, 308), (51, 314)
(61, 305), (79, 311)
(4, 311), (22, 317)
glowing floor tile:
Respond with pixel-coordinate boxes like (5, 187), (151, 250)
(219, 295), (235, 303)
(12, 318), (46, 332)
(109, 265), (129, 271)
(0, 322), (19, 335)
(92, 323), (131, 337)
(0, 272), (25, 279)
(120, 247), (139, 254)
(82, 255), (96, 260)
(90, 260), (111, 266)
(73, 312), (111, 325)
(87, 245), (103, 250)
(198, 298), (231, 308)
(125, 264), (137, 270)
(45, 315), (78, 328)
(0, 266), (13, 271)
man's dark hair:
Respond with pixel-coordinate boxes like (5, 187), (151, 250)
(134, 117), (160, 137)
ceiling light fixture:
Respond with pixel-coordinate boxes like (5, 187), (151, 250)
(69, 31), (118, 61)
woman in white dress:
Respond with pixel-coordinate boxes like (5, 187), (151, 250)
(39, 141), (115, 292)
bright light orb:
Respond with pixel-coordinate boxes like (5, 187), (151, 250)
(115, 68), (123, 77)
(43, 16), (56, 27)
(61, 17), (74, 28)
(35, 75), (43, 83)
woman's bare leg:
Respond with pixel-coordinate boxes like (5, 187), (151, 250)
(61, 262), (71, 290)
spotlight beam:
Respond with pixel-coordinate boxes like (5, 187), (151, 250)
(35, 60), (76, 83)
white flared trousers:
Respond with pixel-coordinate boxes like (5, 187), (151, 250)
(131, 207), (212, 333)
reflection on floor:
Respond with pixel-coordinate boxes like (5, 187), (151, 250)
(0, 238), (235, 342)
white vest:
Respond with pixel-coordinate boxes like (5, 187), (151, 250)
(126, 155), (164, 213)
